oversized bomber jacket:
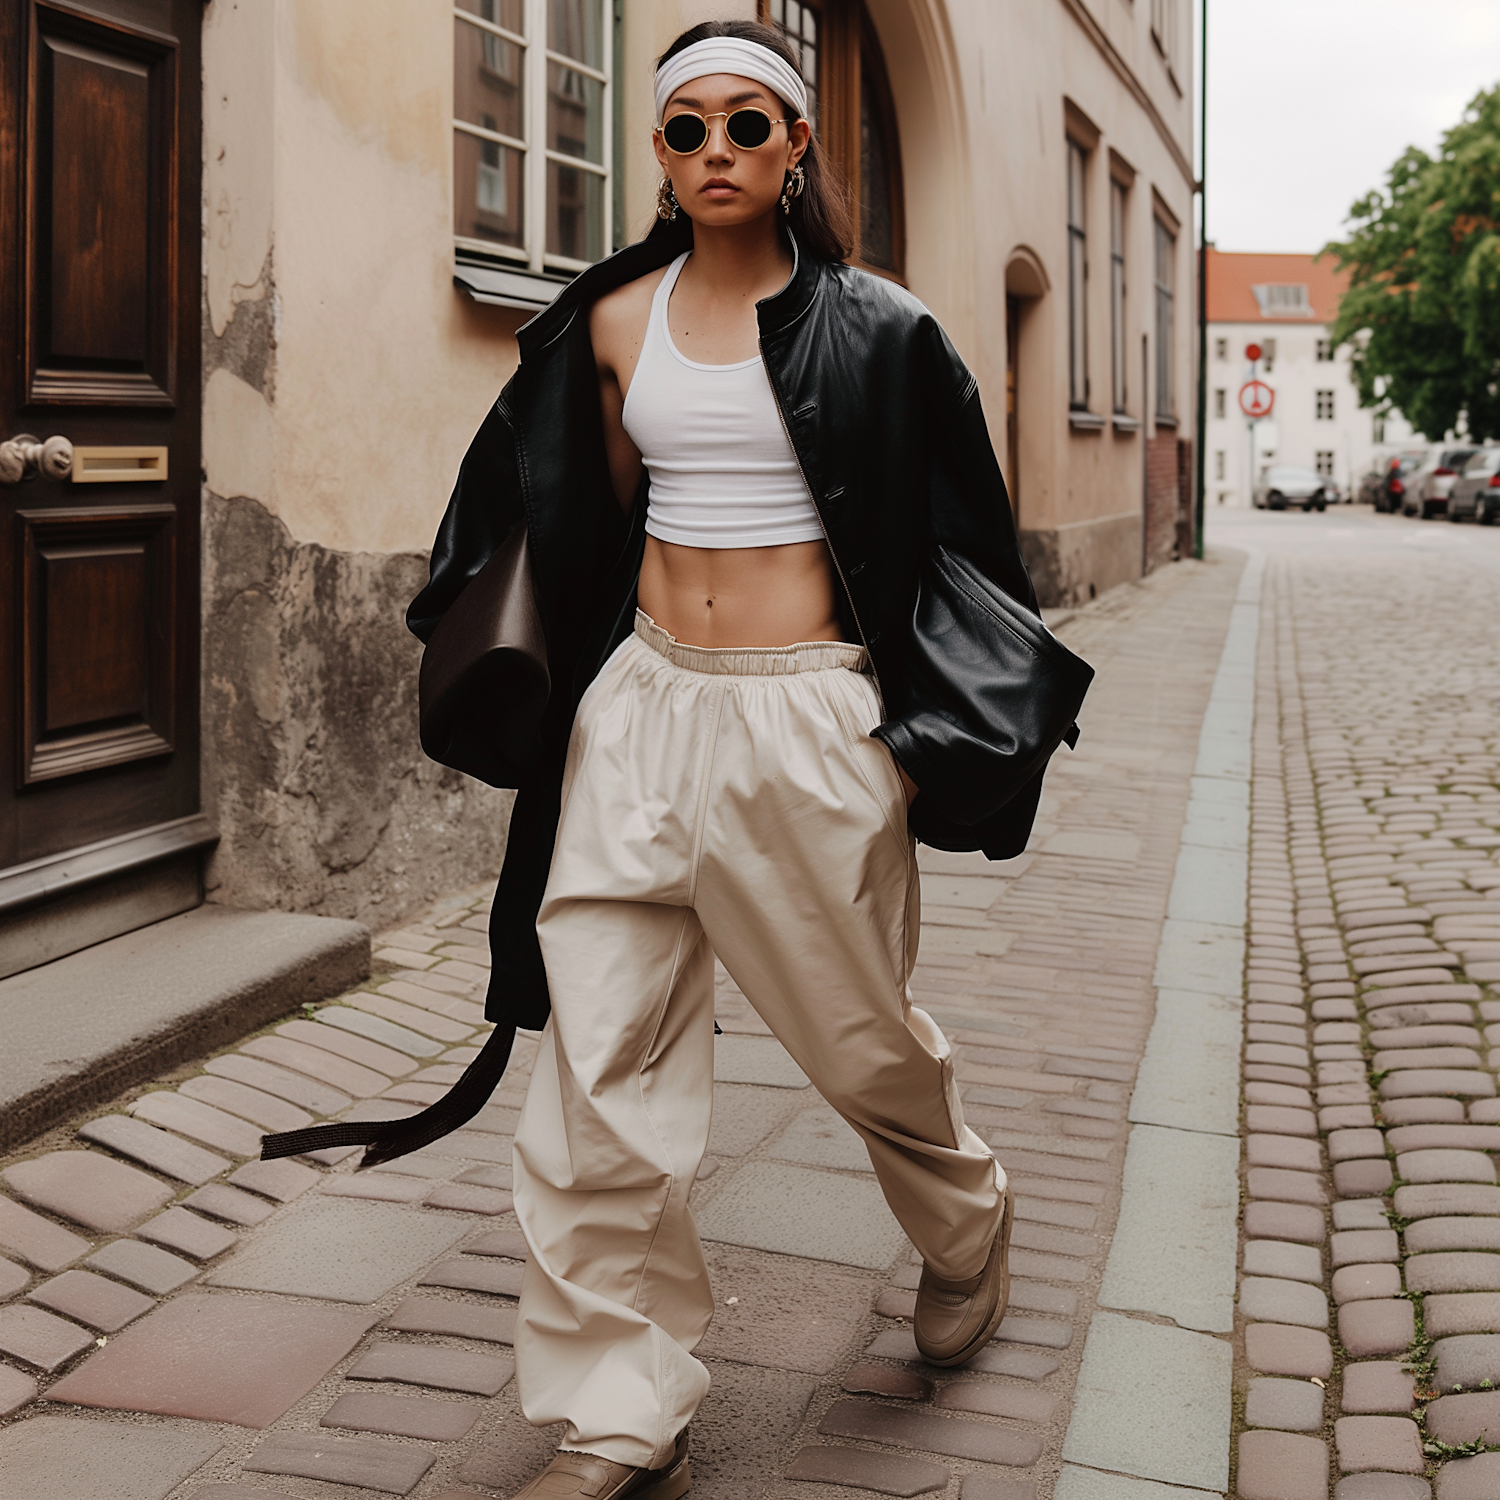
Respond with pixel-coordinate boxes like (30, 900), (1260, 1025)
(409, 227), (1050, 1027)
(261, 227), (1070, 1167)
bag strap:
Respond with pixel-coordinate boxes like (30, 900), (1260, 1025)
(259, 1023), (517, 1170)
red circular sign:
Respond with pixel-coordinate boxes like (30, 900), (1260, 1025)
(1246, 342), (1263, 362)
(1239, 380), (1274, 419)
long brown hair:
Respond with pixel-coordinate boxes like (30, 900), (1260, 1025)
(648, 21), (854, 263)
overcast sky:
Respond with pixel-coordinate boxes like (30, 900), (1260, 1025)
(1199, 0), (1500, 255)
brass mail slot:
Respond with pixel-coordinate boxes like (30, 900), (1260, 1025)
(71, 446), (169, 483)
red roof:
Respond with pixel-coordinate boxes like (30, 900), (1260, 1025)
(1206, 248), (1349, 323)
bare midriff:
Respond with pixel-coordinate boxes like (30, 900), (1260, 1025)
(637, 535), (843, 648)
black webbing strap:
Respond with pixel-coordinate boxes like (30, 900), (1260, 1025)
(259, 1023), (517, 1170)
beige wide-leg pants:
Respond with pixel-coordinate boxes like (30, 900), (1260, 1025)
(512, 611), (1004, 1469)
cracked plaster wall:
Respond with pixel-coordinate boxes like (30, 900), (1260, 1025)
(201, 0), (521, 925)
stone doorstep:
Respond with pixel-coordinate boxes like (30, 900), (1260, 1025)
(0, 904), (370, 1150)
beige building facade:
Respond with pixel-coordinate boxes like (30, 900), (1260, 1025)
(0, 0), (1199, 975)
(195, 0), (1199, 924)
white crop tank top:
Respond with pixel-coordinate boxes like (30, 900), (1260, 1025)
(621, 252), (824, 549)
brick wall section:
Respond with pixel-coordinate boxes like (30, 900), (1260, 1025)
(1144, 433), (1183, 575)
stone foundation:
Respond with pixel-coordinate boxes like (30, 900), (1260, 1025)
(1020, 510), (1144, 609)
(201, 491), (512, 929)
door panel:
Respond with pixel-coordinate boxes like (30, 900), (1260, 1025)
(27, 6), (176, 405)
(20, 503), (176, 783)
(0, 0), (200, 875)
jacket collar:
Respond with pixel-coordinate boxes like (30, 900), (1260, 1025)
(515, 227), (823, 357)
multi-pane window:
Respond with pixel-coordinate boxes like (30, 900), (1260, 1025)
(1214, 336), (1227, 361)
(454, 0), (611, 274)
(1373, 416), (1386, 443)
(1109, 179), (1127, 414)
(1214, 450), (1225, 481)
(1153, 216), (1175, 418)
(1260, 337), (1276, 373)
(1316, 337), (1333, 362)
(770, 0), (820, 126)
(1252, 283), (1309, 315)
(765, 0), (903, 276)
(1213, 388), (1225, 420)
(1067, 141), (1088, 410)
(1316, 389), (1335, 420)
(1315, 451), (1335, 476)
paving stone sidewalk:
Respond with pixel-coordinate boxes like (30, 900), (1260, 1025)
(1228, 535), (1500, 1500)
(0, 551), (1250, 1500)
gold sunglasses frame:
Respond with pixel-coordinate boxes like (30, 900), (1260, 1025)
(655, 107), (795, 155)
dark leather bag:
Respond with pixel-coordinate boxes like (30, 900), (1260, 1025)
(261, 522), (549, 1168)
(417, 521), (550, 788)
(876, 545), (1094, 828)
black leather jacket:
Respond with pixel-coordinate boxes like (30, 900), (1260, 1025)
(410, 230), (1051, 1027)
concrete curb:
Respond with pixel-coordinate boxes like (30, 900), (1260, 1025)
(1058, 551), (1265, 1498)
(0, 904), (370, 1150)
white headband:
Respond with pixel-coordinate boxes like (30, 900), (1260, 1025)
(654, 37), (808, 126)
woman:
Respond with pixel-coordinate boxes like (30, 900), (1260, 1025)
(314, 20), (1081, 1500)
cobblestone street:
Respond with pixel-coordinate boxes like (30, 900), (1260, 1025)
(1215, 506), (1500, 1500)
(2, 505), (1499, 1499)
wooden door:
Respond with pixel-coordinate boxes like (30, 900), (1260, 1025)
(0, 0), (201, 878)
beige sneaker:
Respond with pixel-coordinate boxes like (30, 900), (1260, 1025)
(508, 1428), (690, 1499)
(912, 1190), (1014, 1367)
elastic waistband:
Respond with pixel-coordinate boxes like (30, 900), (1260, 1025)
(634, 609), (868, 676)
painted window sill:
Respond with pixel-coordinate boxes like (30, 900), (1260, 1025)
(453, 260), (574, 312)
(1112, 414), (1140, 432)
(1069, 411), (1107, 432)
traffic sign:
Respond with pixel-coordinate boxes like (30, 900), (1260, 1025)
(1245, 343), (1262, 362)
(1239, 380), (1274, 419)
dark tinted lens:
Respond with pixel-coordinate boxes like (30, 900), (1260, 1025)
(727, 109), (773, 147)
(662, 113), (708, 153)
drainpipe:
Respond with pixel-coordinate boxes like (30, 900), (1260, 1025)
(1193, 0), (1208, 558)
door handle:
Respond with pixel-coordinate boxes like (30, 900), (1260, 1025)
(0, 433), (73, 484)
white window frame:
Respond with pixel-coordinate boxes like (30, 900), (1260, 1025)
(1109, 177), (1127, 415)
(454, 0), (613, 276)
(1067, 139), (1089, 411)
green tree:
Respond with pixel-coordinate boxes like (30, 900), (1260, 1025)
(1325, 85), (1500, 441)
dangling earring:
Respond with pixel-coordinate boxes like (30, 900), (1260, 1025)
(780, 165), (806, 215)
(656, 177), (679, 222)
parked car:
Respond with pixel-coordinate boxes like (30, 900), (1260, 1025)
(1402, 447), (1479, 518)
(1356, 467), (1386, 507)
(1252, 465), (1329, 511)
(1374, 452), (1426, 513)
(1448, 446), (1500, 524)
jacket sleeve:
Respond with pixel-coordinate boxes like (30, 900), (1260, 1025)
(407, 397), (526, 644)
(871, 319), (1073, 855)
(915, 317), (1036, 613)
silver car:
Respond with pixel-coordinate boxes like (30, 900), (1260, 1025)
(1448, 447), (1500, 525)
(1252, 465), (1329, 512)
(1402, 446), (1479, 519)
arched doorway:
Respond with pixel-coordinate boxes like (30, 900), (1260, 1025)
(1004, 247), (1049, 529)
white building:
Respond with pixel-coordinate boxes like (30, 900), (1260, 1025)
(1205, 249), (1419, 507)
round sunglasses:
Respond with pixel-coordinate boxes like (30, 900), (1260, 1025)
(657, 107), (793, 155)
